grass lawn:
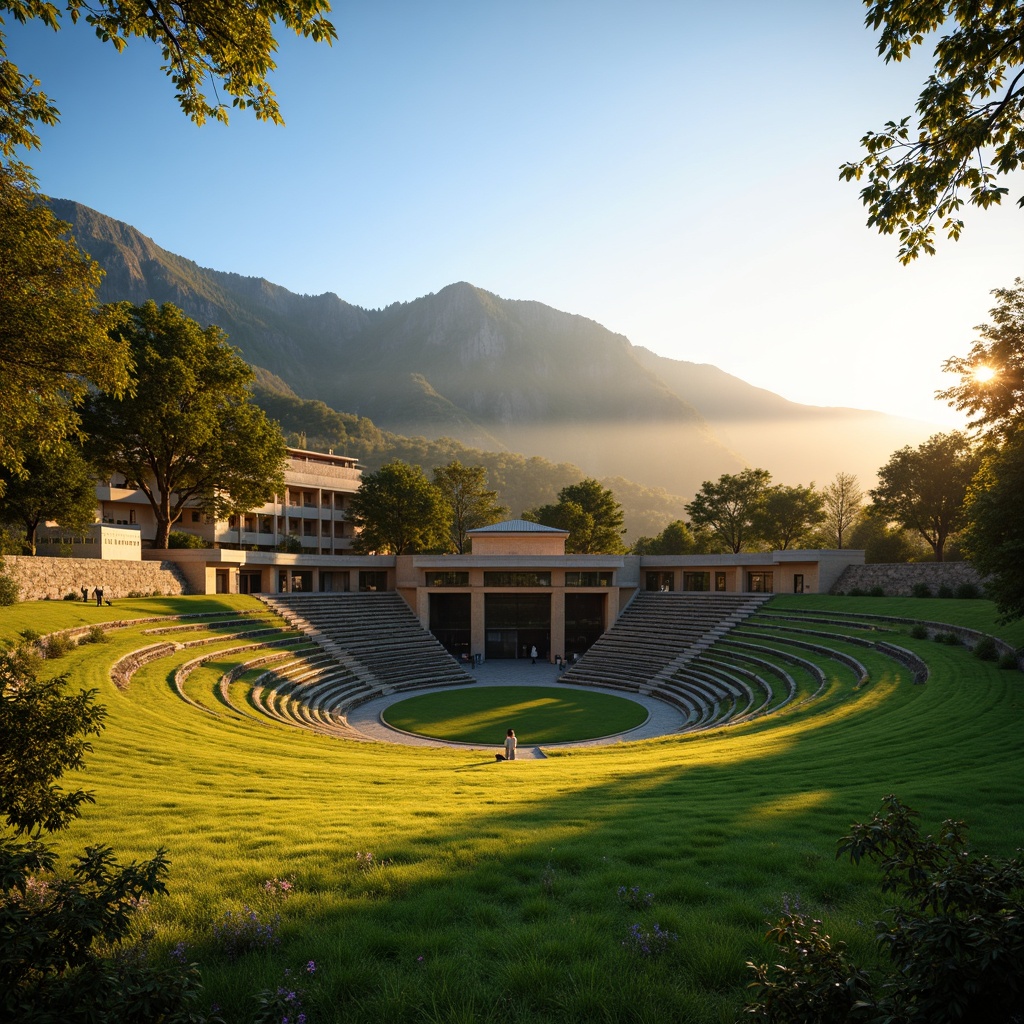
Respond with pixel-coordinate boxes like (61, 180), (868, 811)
(381, 685), (650, 743)
(3, 593), (1023, 1023)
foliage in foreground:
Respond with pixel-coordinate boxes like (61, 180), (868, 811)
(0, 645), (205, 1023)
(746, 795), (1024, 1024)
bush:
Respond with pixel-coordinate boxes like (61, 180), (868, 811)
(937, 583), (954, 598)
(911, 582), (932, 598)
(955, 581), (981, 599)
(62, 591), (79, 601)
(972, 635), (999, 661)
(168, 531), (212, 549)
(998, 651), (1020, 671)
(869, 585), (885, 597)
(909, 623), (928, 640)
(848, 587), (866, 597)
(41, 631), (77, 659)
(0, 562), (18, 606)
(78, 625), (109, 645)
(746, 796), (1024, 1024)
(935, 630), (960, 646)
(276, 535), (303, 554)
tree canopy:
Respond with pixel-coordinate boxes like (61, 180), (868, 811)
(841, 1), (1024, 262)
(0, 0), (336, 161)
(0, 440), (96, 554)
(524, 478), (626, 554)
(962, 432), (1024, 621)
(870, 432), (980, 562)
(350, 460), (449, 555)
(684, 469), (771, 554)
(0, 162), (128, 486)
(432, 460), (508, 554)
(83, 301), (286, 549)
(752, 483), (826, 551)
(937, 278), (1024, 440)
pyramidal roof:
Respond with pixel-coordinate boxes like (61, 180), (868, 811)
(468, 518), (568, 535)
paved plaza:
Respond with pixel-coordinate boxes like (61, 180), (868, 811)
(345, 658), (688, 758)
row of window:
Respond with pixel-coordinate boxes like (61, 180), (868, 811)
(424, 571), (615, 588)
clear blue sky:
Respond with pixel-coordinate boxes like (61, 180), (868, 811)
(8, 1), (1021, 426)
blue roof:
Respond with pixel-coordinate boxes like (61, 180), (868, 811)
(468, 519), (568, 535)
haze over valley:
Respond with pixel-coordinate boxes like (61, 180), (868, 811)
(56, 198), (941, 536)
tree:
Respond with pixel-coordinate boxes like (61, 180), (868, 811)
(83, 301), (286, 549)
(847, 507), (927, 563)
(962, 433), (1024, 620)
(0, 0), (336, 162)
(841, 2), (1024, 262)
(820, 472), (865, 549)
(684, 468), (771, 553)
(432, 460), (508, 553)
(0, 162), (129, 487)
(0, 647), (189, 1021)
(937, 278), (1024, 440)
(631, 520), (697, 555)
(752, 484), (826, 551)
(0, 442), (97, 554)
(870, 432), (980, 562)
(524, 478), (626, 554)
(350, 460), (449, 555)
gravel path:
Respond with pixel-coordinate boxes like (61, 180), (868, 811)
(344, 659), (688, 757)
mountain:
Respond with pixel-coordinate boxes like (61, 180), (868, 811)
(52, 198), (936, 497)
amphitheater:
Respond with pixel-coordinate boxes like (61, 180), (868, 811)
(88, 586), (1016, 755)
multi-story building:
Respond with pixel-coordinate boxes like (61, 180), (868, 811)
(94, 447), (361, 554)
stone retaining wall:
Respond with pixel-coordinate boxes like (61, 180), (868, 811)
(2, 555), (191, 602)
(831, 562), (984, 597)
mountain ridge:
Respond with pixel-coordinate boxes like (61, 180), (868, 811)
(51, 197), (936, 497)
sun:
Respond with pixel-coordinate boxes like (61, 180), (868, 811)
(973, 364), (998, 384)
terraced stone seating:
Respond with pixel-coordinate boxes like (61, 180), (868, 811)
(562, 592), (770, 694)
(259, 591), (471, 696)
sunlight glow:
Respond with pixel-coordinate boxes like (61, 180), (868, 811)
(973, 365), (998, 384)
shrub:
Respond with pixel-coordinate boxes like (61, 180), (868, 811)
(955, 581), (981, 599)
(868, 585), (885, 597)
(168, 531), (212, 549)
(746, 796), (1024, 1024)
(0, 563), (18, 606)
(937, 584), (954, 598)
(276, 535), (303, 554)
(848, 587), (866, 597)
(909, 623), (928, 640)
(41, 632), (77, 659)
(998, 651), (1020, 671)
(62, 591), (79, 601)
(78, 625), (109, 645)
(972, 635), (999, 661)
(934, 631), (960, 645)
(911, 582), (932, 598)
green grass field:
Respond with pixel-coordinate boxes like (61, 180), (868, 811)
(381, 685), (650, 743)
(4, 594), (1023, 1023)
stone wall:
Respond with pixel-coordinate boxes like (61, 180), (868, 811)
(831, 561), (984, 597)
(2, 555), (191, 602)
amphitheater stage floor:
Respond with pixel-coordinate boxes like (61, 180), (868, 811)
(345, 659), (689, 757)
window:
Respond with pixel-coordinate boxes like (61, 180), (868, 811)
(747, 572), (774, 593)
(359, 571), (388, 592)
(645, 572), (674, 592)
(683, 572), (710, 592)
(715, 572), (727, 592)
(564, 571), (612, 587)
(793, 574), (804, 594)
(425, 571), (470, 587)
(191, 511), (201, 523)
(483, 572), (551, 587)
